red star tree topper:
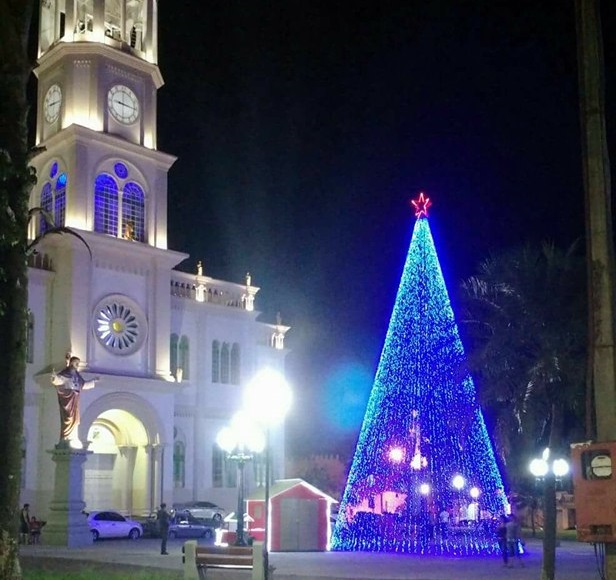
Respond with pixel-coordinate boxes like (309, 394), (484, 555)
(411, 192), (432, 218)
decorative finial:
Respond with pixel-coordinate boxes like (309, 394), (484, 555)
(245, 272), (251, 286)
(276, 311), (282, 326)
(410, 192), (432, 219)
(197, 261), (203, 276)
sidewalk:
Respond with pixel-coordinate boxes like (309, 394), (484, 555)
(20, 537), (601, 579)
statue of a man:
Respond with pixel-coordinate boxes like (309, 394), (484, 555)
(51, 356), (99, 443)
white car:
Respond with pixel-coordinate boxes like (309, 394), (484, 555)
(174, 501), (227, 524)
(87, 510), (143, 540)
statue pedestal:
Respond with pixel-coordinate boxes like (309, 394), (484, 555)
(45, 442), (92, 547)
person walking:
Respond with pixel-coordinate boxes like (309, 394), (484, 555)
(506, 513), (524, 567)
(157, 503), (171, 555)
(497, 515), (509, 567)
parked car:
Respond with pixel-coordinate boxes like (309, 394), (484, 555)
(173, 501), (227, 525)
(168, 512), (215, 539)
(87, 510), (143, 541)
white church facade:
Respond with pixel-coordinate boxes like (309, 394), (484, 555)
(23, 0), (290, 520)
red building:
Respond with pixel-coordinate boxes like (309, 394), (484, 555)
(247, 478), (337, 551)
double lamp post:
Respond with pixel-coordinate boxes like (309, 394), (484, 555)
(217, 369), (292, 580)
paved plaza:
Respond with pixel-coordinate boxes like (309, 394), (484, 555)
(20, 537), (602, 579)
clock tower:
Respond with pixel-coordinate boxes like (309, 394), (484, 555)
(30, 0), (184, 378)
(24, 0), (291, 528)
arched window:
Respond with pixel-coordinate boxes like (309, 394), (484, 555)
(40, 183), (53, 234)
(212, 341), (220, 383)
(230, 343), (240, 385)
(122, 181), (145, 242)
(38, 162), (68, 235)
(179, 335), (189, 380)
(173, 440), (185, 488)
(26, 311), (34, 363)
(94, 163), (146, 240)
(94, 173), (118, 235)
(170, 334), (179, 377)
(220, 343), (230, 384)
(54, 172), (67, 227)
(212, 445), (237, 488)
(212, 445), (223, 488)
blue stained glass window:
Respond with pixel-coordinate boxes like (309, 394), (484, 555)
(40, 182), (53, 234)
(114, 162), (128, 179)
(122, 181), (145, 242)
(94, 174), (119, 235)
(50, 162), (58, 179)
(54, 173), (67, 227)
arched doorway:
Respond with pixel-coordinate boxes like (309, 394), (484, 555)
(81, 393), (167, 517)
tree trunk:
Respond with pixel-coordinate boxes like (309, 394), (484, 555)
(0, 1), (37, 578)
(541, 472), (557, 580)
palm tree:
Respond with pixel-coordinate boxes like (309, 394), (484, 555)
(459, 241), (587, 580)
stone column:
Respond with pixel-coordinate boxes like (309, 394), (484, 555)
(45, 443), (92, 547)
(145, 444), (163, 513)
(117, 445), (137, 514)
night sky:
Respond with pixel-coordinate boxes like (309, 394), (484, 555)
(155, 2), (616, 456)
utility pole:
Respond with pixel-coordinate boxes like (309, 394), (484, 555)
(576, 0), (616, 577)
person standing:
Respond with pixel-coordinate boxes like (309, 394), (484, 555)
(497, 515), (509, 567)
(506, 513), (524, 566)
(19, 504), (30, 545)
(157, 503), (170, 555)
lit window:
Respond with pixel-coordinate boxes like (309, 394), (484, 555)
(94, 164), (146, 241)
(94, 173), (118, 235)
(122, 181), (145, 242)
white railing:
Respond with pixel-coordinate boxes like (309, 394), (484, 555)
(170, 271), (249, 309)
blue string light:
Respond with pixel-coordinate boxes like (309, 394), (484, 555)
(332, 213), (508, 555)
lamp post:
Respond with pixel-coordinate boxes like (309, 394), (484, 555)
(244, 369), (292, 580)
(216, 412), (265, 546)
(529, 449), (570, 539)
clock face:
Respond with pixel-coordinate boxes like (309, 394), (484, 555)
(107, 84), (140, 124)
(93, 295), (147, 355)
(44, 84), (62, 123)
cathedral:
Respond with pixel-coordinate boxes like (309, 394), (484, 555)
(23, 0), (290, 520)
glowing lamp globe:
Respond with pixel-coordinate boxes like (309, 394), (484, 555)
(553, 459), (570, 478)
(469, 486), (480, 499)
(244, 369), (292, 427)
(529, 458), (549, 478)
(419, 483), (431, 495)
(452, 475), (465, 490)
(389, 447), (405, 463)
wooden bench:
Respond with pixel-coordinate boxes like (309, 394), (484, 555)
(183, 541), (255, 579)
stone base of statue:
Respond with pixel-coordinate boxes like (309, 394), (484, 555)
(45, 441), (93, 547)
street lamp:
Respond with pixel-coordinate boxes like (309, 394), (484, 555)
(216, 411), (265, 546)
(244, 369), (292, 580)
(528, 448), (570, 538)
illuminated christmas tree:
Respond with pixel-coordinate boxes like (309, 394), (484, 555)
(332, 194), (508, 555)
